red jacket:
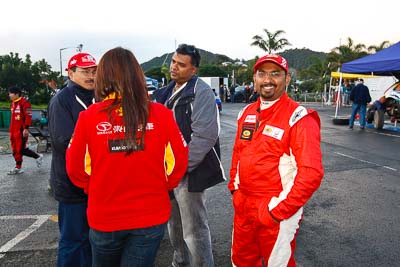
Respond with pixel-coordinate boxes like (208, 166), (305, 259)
(66, 99), (188, 232)
(10, 97), (32, 132)
(228, 93), (324, 222)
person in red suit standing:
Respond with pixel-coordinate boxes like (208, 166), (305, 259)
(228, 55), (324, 267)
(8, 86), (42, 175)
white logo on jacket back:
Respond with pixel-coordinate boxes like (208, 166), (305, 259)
(96, 122), (155, 135)
(96, 122), (113, 135)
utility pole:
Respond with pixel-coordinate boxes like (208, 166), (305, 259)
(59, 44), (84, 78)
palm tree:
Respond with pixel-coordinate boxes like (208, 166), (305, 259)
(368, 41), (391, 53)
(160, 64), (170, 85)
(327, 37), (367, 71)
(250, 29), (291, 54)
(299, 57), (327, 80)
(297, 57), (331, 93)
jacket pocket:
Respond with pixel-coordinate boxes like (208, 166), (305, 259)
(188, 147), (225, 192)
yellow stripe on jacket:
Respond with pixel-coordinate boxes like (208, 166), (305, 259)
(164, 142), (175, 178)
(85, 144), (91, 175)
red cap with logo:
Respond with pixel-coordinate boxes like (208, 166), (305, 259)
(66, 53), (97, 70)
(253, 54), (288, 73)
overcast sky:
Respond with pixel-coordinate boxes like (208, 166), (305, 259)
(1, 0), (398, 73)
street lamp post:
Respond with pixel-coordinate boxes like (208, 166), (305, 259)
(59, 44), (83, 78)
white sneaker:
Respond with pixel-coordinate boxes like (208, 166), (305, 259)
(36, 154), (43, 168)
(8, 168), (24, 175)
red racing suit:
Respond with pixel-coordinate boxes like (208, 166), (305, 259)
(9, 97), (33, 168)
(228, 93), (324, 267)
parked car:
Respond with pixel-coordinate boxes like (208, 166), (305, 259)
(145, 76), (159, 88)
(249, 92), (259, 103)
(366, 81), (400, 129)
(215, 94), (222, 112)
(147, 85), (157, 100)
(231, 85), (253, 103)
(232, 86), (246, 103)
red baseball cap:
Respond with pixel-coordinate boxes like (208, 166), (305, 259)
(66, 53), (97, 70)
(253, 54), (288, 73)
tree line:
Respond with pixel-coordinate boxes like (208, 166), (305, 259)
(0, 52), (61, 105)
(0, 30), (393, 105)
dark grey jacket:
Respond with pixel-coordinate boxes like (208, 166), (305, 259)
(48, 80), (94, 203)
(154, 76), (225, 192)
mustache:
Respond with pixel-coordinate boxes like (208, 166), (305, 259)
(85, 79), (95, 83)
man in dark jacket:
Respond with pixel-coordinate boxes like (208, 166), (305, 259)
(153, 44), (225, 267)
(48, 52), (97, 267)
(349, 78), (371, 129)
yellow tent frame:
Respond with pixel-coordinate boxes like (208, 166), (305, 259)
(331, 71), (379, 118)
(330, 72), (376, 79)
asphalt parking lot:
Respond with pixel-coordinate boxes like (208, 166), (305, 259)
(0, 101), (399, 266)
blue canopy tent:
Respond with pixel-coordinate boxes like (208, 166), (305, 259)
(332, 42), (400, 122)
(341, 41), (400, 77)
(338, 42), (400, 94)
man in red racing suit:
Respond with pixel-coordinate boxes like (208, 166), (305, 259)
(228, 54), (324, 267)
(8, 86), (42, 175)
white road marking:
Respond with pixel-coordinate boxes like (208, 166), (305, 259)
(334, 152), (397, 172)
(371, 131), (400, 138)
(0, 215), (51, 258)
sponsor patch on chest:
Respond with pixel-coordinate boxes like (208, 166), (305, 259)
(240, 128), (254, 140)
(244, 114), (257, 123)
(240, 122), (256, 141)
(262, 125), (284, 140)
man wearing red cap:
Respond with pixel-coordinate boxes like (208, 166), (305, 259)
(228, 54), (324, 266)
(48, 52), (97, 267)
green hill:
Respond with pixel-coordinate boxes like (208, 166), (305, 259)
(280, 48), (327, 70)
(141, 48), (327, 72)
(141, 49), (234, 72)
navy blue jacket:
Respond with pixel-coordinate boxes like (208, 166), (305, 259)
(350, 83), (371, 105)
(48, 80), (94, 203)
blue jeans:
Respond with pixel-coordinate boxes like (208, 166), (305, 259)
(168, 175), (214, 267)
(57, 202), (91, 267)
(349, 103), (367, 128)
(89, 223), (166, 267)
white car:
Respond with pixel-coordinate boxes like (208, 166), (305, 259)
(366, 81), (400, 129)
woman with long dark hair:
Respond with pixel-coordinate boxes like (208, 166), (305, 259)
(66, 47), (188, 266)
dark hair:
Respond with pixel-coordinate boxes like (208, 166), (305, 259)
(176, 44), (201, 67)
(95, 47), (149, 153)
(8, 86), (22, 96)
